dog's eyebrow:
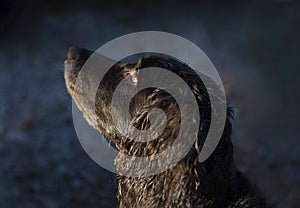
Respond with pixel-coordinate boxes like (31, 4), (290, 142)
(124, 67), (138, 87)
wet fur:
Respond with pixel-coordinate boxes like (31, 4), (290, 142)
(64, 47), (271, 208)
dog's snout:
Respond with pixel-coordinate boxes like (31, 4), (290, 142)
(67, 46), (80, 59)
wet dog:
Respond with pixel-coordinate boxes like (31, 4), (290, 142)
(64, 47), (271, 208)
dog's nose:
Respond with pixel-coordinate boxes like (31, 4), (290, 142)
(67, 46), (80, 59)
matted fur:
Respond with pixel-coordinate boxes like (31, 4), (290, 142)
(64, 47), (271, 208)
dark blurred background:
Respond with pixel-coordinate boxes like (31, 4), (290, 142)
(1, 0), (299, 207)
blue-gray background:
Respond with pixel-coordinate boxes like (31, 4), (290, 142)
(1, 1), (299, 207)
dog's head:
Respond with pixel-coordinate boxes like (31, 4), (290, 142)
(64, 47), (233, 178)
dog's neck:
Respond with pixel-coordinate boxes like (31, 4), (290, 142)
(116, 134), (235, 208)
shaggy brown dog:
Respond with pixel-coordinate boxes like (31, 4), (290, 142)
(64, 47), (271, 208)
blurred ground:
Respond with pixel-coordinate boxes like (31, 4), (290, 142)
(1, 1), (299, 208)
